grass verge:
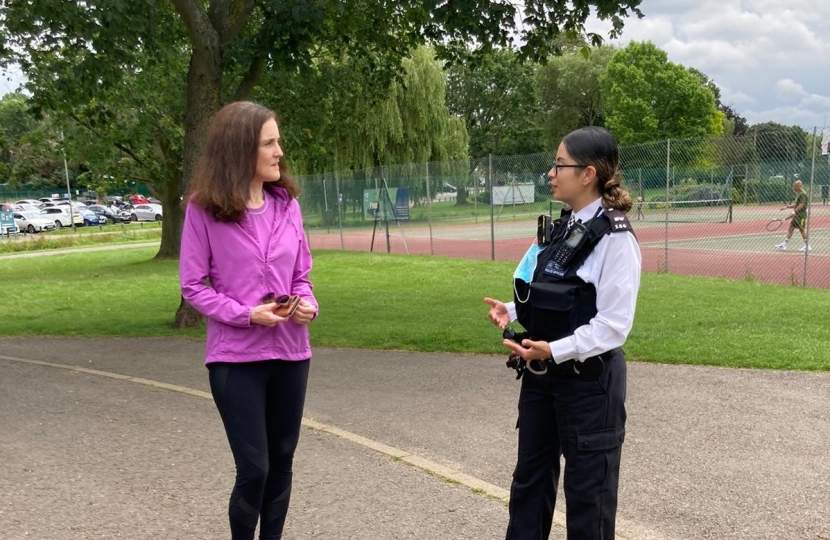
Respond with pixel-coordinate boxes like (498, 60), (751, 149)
(1, 248), (828, 371)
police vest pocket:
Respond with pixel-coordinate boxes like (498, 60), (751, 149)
(528, 281), (586, 311)
(576, 425), (625, 452)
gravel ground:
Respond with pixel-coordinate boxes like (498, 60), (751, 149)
(1, 337), (828, 540)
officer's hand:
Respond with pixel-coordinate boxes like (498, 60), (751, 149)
(251, 303), (289, 327)
(502, 338), (552, 361)
(483, 297), (509, 329)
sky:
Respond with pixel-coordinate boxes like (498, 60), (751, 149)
(585, 0), (830, 130)
(3, 1), (829, 130)
(0, 63), (24, 97)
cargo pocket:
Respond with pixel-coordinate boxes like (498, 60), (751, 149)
(577, 426), (625, 452)
(572, 425), (626, 494)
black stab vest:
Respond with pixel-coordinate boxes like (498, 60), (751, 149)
(513, 207), (633, 343)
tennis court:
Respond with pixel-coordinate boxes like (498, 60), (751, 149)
(307, 202), (830, 288)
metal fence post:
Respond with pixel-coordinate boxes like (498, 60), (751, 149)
(664, 138), (671, 273)
(804, 126), (818, 286)
(426, 161), (434, 255)
(489, 154), (495, 261)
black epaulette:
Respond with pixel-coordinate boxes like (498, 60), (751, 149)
(603, 208), (633, 233)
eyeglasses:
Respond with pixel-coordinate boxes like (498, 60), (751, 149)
(550, 163), (587, 177)
(259, 293), (291, 305)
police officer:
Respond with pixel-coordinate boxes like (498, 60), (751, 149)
(484, 126), (641, 540)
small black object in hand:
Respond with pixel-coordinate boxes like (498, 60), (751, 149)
(503, 327), (523, 344)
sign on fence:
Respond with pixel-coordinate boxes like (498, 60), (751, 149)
(491, 184), (535, 205)
(1, 210), (17, 236)
(363, 187), (410, 221)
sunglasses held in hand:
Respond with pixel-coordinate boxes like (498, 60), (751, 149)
(259, 293), (301, 317)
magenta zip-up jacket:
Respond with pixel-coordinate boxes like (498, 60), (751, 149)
(179, 187), (316, 364)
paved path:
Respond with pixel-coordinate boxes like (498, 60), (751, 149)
(1, 337), (828, 539)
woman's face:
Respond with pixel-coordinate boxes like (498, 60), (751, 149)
(253, 118), (284, 184)
(547, 142), (592, 205)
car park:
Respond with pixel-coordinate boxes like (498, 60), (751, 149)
(130, 203), (163, 222)
(39, 207), (84, 228)
(13, 211), (57, 233)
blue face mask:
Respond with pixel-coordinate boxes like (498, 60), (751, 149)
(513, 243), (543, 283)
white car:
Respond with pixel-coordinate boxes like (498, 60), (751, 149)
(15, 199), (43, 207)
(40, 207), (84, 228)
(130, 203), (163, 222)
(14, 211), (57, 233)
(13, 203), (42, 213)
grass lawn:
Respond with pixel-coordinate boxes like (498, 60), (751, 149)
(1, 247), (828, 371)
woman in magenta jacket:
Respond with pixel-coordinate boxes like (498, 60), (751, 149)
(180, 101), (318, 540)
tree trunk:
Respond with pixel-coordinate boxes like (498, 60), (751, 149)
(173, 295), (203, 329)
(172, 44), (222, 328)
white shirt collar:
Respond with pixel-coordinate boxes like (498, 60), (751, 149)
(572, 197), (604, 224)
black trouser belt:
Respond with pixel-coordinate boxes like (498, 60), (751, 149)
(507, 349), (618, 380)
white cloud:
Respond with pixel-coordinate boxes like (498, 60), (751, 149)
(586, 0), (830, 129)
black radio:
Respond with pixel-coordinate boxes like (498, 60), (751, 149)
(551, 221), (589, 268)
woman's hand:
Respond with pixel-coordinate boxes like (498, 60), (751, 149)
(290, 299), (316, 325)
(483, 297), (510, 329)
(502, 338), (552, 361)
(251, 303), (289, 327)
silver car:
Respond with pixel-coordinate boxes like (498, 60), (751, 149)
(14, 211), (57, 233)
(130, 203), (163, 222)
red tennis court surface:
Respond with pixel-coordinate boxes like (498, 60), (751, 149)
(308, 205), (830, 289)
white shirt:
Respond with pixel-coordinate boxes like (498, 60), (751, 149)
(506, 198), (642, 363)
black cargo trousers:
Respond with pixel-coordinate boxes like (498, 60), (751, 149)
(506, 349), (626, 540)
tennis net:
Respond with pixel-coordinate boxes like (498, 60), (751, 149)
(634, 198), (733, 223)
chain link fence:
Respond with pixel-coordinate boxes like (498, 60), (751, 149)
(299, 129), (830, 289)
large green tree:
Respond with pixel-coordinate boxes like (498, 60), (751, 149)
(601, 41), (722, 146)
(259, 47), (468, 209)
(749, 122), (808, 162)
(536, 44), (615, 146)
(0, 92), (37, 183)
(445, 47), (546, 158)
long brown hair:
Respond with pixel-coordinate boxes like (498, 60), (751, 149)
(561, 126), (632, 213)
(189, 101), (300, 222)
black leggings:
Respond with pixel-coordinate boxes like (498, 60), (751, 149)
(208, 359), (310, 540)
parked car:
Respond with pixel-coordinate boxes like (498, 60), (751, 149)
(13, 211), (57, 233)
(127, 194), (150, 205)
(87, 204), (127, 224)
(441, 183), (457, 193)
(40, 207), (84, 228)
(14, 199), (43, 207)
(130, 203), (163, 222)
(76, 207), (107, 226)
(14, 203), (42, 214)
